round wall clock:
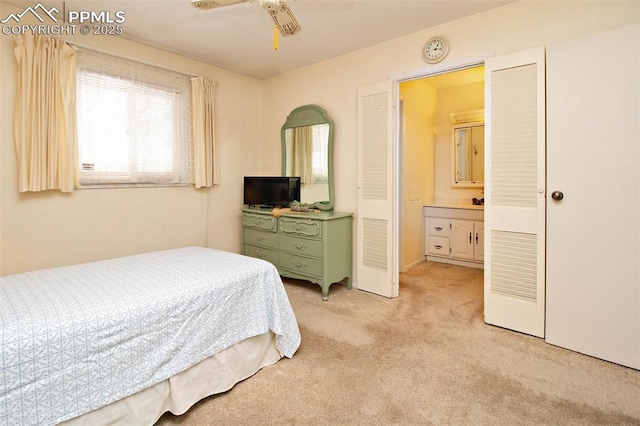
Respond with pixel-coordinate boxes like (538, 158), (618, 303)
(423, 36), (449, 64)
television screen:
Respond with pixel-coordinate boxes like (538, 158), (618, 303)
(243, 176), (301, 208)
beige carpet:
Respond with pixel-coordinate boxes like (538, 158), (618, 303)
(157, 262), (640, 425)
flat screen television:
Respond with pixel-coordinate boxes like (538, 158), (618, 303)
(243, 176), (301, 208)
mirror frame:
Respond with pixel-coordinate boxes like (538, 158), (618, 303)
(281, 104), (335, 211)
(451, 122), (485, 188)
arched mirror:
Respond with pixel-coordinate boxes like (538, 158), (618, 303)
(281, 104), (334, 211)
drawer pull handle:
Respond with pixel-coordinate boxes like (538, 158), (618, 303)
(291, 259), (308, 268)
(293, 242), (307, 250)
(255, 235), (266, 241)
(475, 233), (478, 244)
(256, 251), (266, 258)
(469, 232), (472, 244)
(434, 245), (443, 249)
(434, 226), (443, 231)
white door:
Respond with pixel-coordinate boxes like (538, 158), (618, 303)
(484, 48), (546, 338)
(356, 81), (398, 298)
(546, 24), (639, 369)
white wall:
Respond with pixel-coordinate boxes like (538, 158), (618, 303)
(1, 1), (638, 276)
(0, 3), (262, 275)
(261, 0), (639, 285)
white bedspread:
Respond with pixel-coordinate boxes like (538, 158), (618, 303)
(0, 247), (301, 426)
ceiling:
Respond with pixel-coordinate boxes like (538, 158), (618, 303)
(2, 0), (514, 79)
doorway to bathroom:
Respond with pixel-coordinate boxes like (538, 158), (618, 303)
(398, 65), (485, 274)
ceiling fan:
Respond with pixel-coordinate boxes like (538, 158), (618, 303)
(190, 0), (302, 37)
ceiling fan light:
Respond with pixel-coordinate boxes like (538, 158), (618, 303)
(190, 0), (250, 10)
(270, 3), (301, 36)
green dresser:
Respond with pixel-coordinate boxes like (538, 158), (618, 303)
(242, 209), (353, 300)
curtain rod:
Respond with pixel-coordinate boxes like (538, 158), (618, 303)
(67, 39), (201, 80)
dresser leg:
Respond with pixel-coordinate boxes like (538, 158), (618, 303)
(321, 285), (329, 301)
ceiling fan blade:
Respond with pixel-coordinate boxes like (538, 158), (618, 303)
(262, 1), (301, 36)
(190, 0), (251, 10)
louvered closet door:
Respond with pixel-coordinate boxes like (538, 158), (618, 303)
(356, 81), (398, 298)
(484, 48), (546, 337)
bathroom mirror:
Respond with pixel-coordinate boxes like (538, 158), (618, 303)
(282, 104), (334, 210)
(452, 123), (484, 187)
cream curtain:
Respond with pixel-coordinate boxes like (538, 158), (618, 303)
(291, 126), (313, 184)
(191, 76), (218, 188)
(14, 34), (77, 193)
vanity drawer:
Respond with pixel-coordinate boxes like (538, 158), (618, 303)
(279, 252), (322, 278)
(427, 218), (450, 237)
(244, 244), (278, 265)
(279, 235), (323, 258)
(244, 228), (278, 249)
(427, 237), (450, 256)
(279, 217), (322, 239)
(242, 212), (277, 232)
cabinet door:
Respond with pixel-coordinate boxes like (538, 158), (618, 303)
(474, 222), (484, 262)
(451, 220), (474, 260)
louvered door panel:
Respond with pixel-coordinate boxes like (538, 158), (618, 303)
(484, 48), (546, 338)
(361, 93), (388, 201)
(356, 81), (397, 298)
(490, 230), (537, 301)
(491, 64), (538, 208)
(361, 218), (387, 272)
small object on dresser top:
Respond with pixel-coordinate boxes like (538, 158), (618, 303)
(289, 200), (310, 212)
(272, 206), (315, 218)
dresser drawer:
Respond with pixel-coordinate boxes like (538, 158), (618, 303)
(244, 228), (278, 249)
(427, 237), (450, 256)
(242, 212), (277, 232)
(427, 218), (450, 237)
(279, 217), (322, 239)
(279, 235), (323, 258)
(244, 244), (278, 265)
(279, 252), (322, 278)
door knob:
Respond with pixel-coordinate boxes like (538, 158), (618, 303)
(551, 191), (564, 201)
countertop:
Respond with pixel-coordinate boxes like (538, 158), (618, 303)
(424, 203), (484, 210)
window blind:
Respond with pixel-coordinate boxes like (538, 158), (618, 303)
(76, 49), (193, 186)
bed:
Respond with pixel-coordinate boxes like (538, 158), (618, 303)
(0, 246), (301, 426)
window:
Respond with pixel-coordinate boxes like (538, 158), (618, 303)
(76, 49), (193, 186)
(311, 123), (329, 184)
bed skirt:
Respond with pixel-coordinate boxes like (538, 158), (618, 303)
(60, 332), (281, 425)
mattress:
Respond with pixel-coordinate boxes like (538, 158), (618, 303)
(0, 247), (301, 426)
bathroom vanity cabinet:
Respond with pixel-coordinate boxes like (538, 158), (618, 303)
(424, 205), (484, 268)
